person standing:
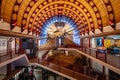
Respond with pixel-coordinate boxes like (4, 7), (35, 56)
(29, 66), (36, 80)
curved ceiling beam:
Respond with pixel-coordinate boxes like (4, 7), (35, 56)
(9, 0), (103, 34)
(40, 15), (79, 35)
(77, 0), (103, 31)
(27, 5), (81, 26)
(2, 0), (118, 36)
(37, 12), (81, 29)
(32, 9), (89, 34)
(31, 13), (81, 35)
(32, 7), (87, 29)
(17, 0), (32, 26)
(26, 5), (93, 35)
(100, 0), (115, 29)
(25, 2), (96, 32)
(92, 0), (108, 27)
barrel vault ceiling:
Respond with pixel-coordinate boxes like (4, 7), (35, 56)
(0, 0), (120, 36)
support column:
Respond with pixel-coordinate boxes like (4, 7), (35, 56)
(88, 38), (91, 67)
(81, 38), (83, 46)
(61, 36), (64, 48)
(80, 38), (83, 51)
(0, 0), (1, 19)
(102, 37), (105, 74)
(7, 63), (12, 76)
(54, 73), (56, 80)
(103, 66), (105, 74)
(55, 37), (59, 48)
(15, 38), (17, 54)
(89, 38), (90, 48)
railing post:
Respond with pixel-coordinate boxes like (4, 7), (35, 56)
(85, 47), (86, 53)
(47, 59), (49, 66)
(73, 71), (74, 78)
(18, 51), (19, 56)
(105, 53), (107, 63)
(0, 54), (1, 63)
(38, 58), (39, 64)
(89, 49), (91, 55)
(15, 38), (17, 54)
(59, 65), (60, 72)
(96, 51), (98, 59)
(58, 61), (60, 72)
(57, 60), (59, 65)
(103, 66), (105, 74)
(10, 50), (12, 59)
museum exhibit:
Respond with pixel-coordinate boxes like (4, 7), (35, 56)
(0, 0), (120, 80)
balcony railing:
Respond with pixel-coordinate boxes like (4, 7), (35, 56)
(37, 58), (93, 80)
(65, 45), (120, 69)
(0, 49), (25, 63)
(78, 47), (120, 69)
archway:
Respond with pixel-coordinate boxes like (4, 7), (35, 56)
(40, 15), (80, 46)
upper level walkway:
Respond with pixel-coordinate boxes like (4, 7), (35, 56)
(64, 45), (120, 69)
(58, 48), (120, 75)
(0, 47), (120, 80)
(0, 49), (92, 80)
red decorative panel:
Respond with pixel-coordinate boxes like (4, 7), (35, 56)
(103, 0), (115, 29)
(86, 0), (103, 32)
(11, 0), (23, 30)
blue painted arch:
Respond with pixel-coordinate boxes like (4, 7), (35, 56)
(40, 15), (80, 45)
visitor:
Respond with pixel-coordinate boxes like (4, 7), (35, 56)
(29, 66), (36, 80)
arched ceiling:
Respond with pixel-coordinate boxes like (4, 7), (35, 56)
(1, 0), (120, 36)
(40, 15), (79, 37)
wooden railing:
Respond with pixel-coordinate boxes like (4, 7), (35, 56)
(42, 50), (49, 60)
(0, 49), (25, 63)
(77, 47), (120, 69)
(65, 46), (120, 69)
(38, 47), (56, 50)
(58, 47), (120, 79)
(37, 58), (93, 80)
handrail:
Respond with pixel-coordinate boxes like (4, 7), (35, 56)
(0, 48), (15, 53)
(38, 47), (55, 50)
(39, 59), (93, 80)
(81, 29), (120, 38)
(58, 48), (120, 75)
(2, 68), (23, 80)
(0, 49), (26, 64)
(0, 29), (35, 38)
(42, 50), (49, 60)
(0, 54), (28, 68)
(61, 61), (91, 79)
(0, 49), (15, 57)
(3, 50), (120, 80)
(0, 51), (92, 80)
